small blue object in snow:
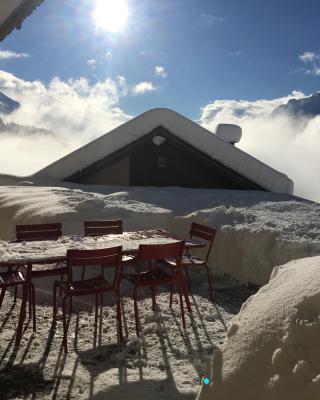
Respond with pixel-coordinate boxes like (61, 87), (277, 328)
(202, 377), (210, 385)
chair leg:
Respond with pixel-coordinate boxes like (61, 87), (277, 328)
(13, 285), (18, 304)
(15, 282), (28, 348)
(178, 282), (186, 330)
(52, 282), (59, 327)
(179, 271), (192, 313)
(0, 286), (6, 309)
(204, 264), (215, 303)
(62, 295), (70, 353)
(28, 286), (32, 318)
(31, 284), (36, 332)
(185, 267), (191, 291)
(151, 286), (156, 311)
(59, 273), (64, 297)
(95, 293), (99, 328)
(81, 266), (85, 281)
(116, 298), (123, 343)
(169, 284), (174, 308)
(133, 287), (140, 337)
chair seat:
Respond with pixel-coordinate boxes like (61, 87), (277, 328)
(164, 254), (205, 267)
(61, 276), (112, 293)
(0, 270), (25, 285)
(123, 268), (173, 285)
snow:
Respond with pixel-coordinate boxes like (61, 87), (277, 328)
(0, 183), (319, 285)
(32, 108), (294, 194)
(197, 256), (320, 400)
(0, 269), (255, 399)
(0, 182), (320, 399)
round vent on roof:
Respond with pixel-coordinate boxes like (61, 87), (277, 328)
(216, 123), (242, 145)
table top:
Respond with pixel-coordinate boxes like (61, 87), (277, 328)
(0, 229), (205, 265)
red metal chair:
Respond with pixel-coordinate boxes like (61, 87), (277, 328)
(165, 223), (217, 304)
(53, 246), (123, 353)
(0, 263), (36, 339)
(15, 223), (68, 331)
(16, 223), (62, 242)
(82, 219), (134, 280)
(84, 220), (123, 237)
(119, 241), (186, 337)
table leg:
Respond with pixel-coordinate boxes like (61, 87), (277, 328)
(14, 282), (28, 347)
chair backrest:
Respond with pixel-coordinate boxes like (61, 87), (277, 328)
(66, 246), (122, 287)
(16, 223), (62, 242)
(137, 241), (185, 277)
(189, 222), (217, 262)
(84, 220), (123, 237)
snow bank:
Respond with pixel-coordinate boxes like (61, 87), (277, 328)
(197, 256), (320, 400)
(0, 184), (319, 285)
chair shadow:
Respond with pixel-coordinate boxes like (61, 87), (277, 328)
(92, 377), (196, 400)
(0, 361), (54, 400)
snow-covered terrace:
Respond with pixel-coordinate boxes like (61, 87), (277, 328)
(0, 183), (320, 399)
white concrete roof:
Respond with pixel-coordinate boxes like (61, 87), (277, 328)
(34, 108), (294, 194)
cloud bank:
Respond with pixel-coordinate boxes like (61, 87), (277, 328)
(0, 70), (131, 175)
(200, 92), (320, 202)
(0, 68), (319, 203)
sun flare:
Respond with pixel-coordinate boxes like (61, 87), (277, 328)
(92, 0), (128, 32)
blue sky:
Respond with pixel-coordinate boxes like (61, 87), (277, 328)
(0, 0), (320, 201)
(1, 0), (320, 119)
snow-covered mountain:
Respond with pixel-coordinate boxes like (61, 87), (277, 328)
(272, 92), (320, 118)
(0, 91), (20, 114)
(0, 116), (52, 136)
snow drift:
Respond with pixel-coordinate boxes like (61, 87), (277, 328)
(0, 183), (319, 285)
(197, 256), (320, 400)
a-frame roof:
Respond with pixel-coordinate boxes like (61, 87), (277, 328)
(0, 0), (45, 42)
(34, 108), (294, 194)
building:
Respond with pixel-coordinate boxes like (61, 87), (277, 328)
(33, 108), (294, 193)
(0, 0), (45, 42)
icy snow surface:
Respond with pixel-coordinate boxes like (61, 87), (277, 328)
(197, 256), (320, 400)
(0, 183), (319, 284)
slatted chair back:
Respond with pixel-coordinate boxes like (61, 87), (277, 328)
(16, 223), (62, 242)
(84, 220), (123, 237)
(66, 247), (122, 288)
(189, 222), (217, 262)
(137, 241), (185, 277)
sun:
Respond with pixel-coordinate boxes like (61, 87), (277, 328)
(92, 0), (129, 33)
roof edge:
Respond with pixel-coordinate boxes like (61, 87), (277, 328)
(0, 0), (45, 41)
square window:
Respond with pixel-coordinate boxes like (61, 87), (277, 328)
(157, 156), (167, 168)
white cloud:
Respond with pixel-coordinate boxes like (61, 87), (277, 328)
(87, 58), (96, 68)
(0, 70), (132, 175)
(131, 81), (156, 95)
(299, 51), (318, 63)
(200, 91), (320, 202)
(298, 51), (320, 76)
(228, 51), (244, 57)
(0, 50), (30, 60)
(155, 65), (167, 78)
(306, 66), (320, 76)
(200, 13), (224, 25)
